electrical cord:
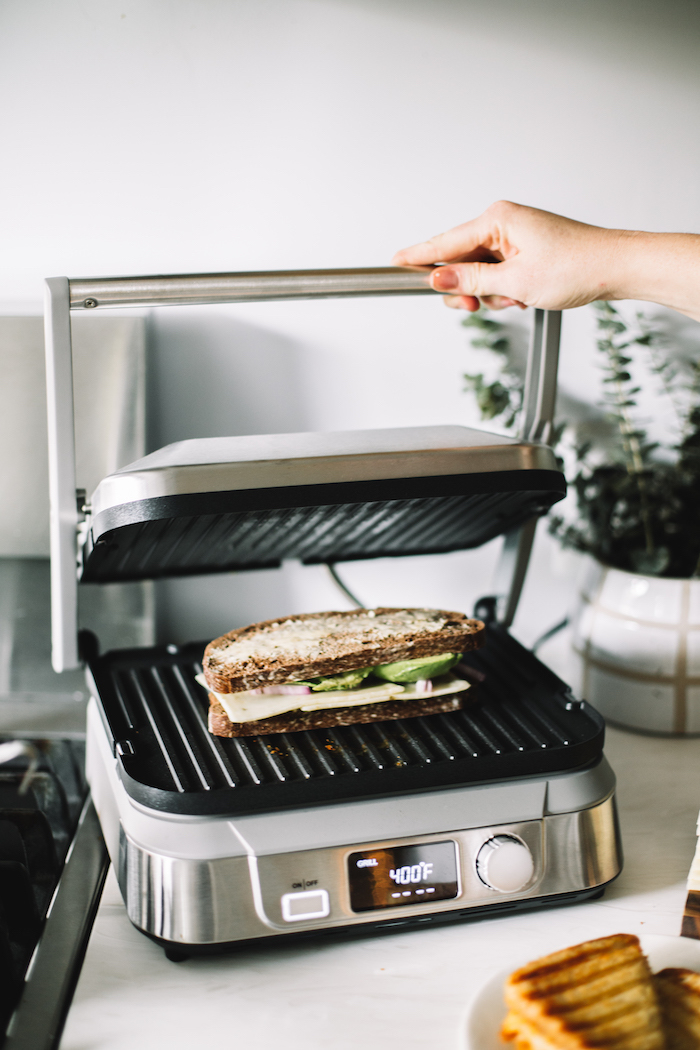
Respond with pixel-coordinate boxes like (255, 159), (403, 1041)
(531, 617), (570, 654)
(326, 563), (365, 608)
(0, 741), (39, 795)
(326, 567), (569, 652)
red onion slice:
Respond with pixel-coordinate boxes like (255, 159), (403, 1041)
(413, 679), (433, 695)
(261, 684), (311, 695)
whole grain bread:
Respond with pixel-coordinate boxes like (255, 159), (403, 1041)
(207, 691), (464, 737)
(203, 607), (484, 694)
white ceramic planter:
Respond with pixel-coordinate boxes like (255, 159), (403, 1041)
(571, 557), (700, 735)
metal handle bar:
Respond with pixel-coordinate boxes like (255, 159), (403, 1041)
(68, 267), (435, 310)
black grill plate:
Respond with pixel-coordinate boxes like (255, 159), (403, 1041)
(85, 625), (603, 816)
(81, 470), (564, 582)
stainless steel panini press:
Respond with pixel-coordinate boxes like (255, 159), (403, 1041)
(44, 269), (622, 959)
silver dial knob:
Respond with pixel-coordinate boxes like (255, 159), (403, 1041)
(475, 835), (534, 892)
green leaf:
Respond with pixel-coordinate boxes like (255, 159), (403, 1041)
(597, 320), (627, 334)
(489, 337), (510, 353)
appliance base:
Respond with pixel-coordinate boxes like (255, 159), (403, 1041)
(87, 696), (622, 954)
(146, 884), (611, 962)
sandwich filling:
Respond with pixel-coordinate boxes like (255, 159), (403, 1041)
(198, 651), (469, 724)
(200, 672), (470, 724)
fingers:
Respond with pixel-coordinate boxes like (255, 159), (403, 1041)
(395, 201), (614, 314)
(392, 213), (495, 267)
(392, 201), (537, 311)
(481, 295), (527, 310)
(443, 294), (525, 312)
(444, 294), (481, 312)
(430, 260), (512, 298)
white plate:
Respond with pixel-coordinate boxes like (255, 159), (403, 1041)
(462, 934), (700, 1050)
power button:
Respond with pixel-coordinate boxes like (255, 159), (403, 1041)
(281, 889), (330, 922)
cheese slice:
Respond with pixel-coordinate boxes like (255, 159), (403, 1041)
(196, 673), (470, 724)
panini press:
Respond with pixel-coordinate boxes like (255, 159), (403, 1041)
(44, 268), (622, 959)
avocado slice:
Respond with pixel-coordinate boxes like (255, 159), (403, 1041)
(372, 652), (462, 683)
(295, 667), (374, 692)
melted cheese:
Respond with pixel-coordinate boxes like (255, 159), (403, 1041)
(197, 673), (470, 724)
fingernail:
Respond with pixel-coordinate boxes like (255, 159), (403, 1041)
(432, 266), (459, 291)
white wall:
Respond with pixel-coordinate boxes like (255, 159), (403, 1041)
(2, 0), (700, 644)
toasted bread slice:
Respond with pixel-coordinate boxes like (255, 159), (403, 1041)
(502, 1009), (582, 1050)
(203, 607), (484, 694)
(654, 968), (700, 1050)
(501, 934), (665, 1050)
(208, 691), (463, 737)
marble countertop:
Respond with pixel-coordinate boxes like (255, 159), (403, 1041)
(59, 693), (700, 1049)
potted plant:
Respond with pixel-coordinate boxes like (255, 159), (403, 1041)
(463, 303), (700, 735)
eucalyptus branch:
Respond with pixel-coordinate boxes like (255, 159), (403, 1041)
(594, 302), (655, 556)
(463, 302), (700, 577)
(636, 311), (689, 446)
(462, 311), (523, 434)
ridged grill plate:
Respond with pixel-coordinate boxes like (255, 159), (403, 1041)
(81, 472), (564, 583)
(85, 626), (604, 816)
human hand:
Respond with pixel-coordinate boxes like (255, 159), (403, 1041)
(392, 201), (622, 313)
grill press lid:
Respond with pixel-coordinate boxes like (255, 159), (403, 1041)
(81, 424), (565, 583)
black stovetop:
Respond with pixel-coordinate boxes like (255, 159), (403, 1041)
(0, 738), (88, 1036)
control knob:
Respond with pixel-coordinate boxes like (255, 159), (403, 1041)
(475, 835), (534, 892)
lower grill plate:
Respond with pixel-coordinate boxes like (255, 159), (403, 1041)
(84, 625), (604, 816)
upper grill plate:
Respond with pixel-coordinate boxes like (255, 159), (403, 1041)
(81, 426), (565, 582)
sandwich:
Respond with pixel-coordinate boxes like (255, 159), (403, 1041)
(501, 933), (666, 1050)
(654, 968), (700, 1050)
(200, 607), (484, 737)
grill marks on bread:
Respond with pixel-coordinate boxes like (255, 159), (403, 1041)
(502, 934), (666, 1050)
(203, 608), (484, 695)
(654, 968), (700, 1050)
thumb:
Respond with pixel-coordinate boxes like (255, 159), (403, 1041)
(431, 261), (507, 298)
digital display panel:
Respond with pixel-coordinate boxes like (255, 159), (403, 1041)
(348, 841), (459, 912)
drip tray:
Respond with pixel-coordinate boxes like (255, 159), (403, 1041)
(83, 626), (604, 817)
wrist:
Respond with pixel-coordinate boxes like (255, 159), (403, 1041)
(603, 229), (700, 321)
(599, 228), (643, 302)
